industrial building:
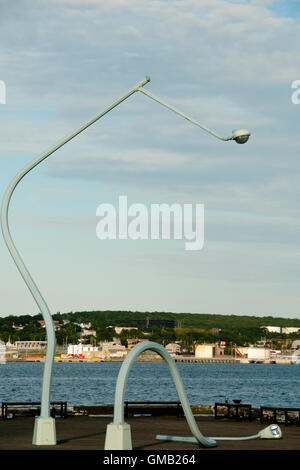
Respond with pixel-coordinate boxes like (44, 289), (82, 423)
(233, 346), (271, 361)
(194, 343), (225, 359)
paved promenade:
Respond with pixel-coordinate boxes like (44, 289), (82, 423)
(0, 415), (299, 451)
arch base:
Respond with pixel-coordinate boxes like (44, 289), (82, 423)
(32, 417), (56, 445)
(104, 423), (132, 450)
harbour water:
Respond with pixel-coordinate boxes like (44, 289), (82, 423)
(0, 362), (299, 409)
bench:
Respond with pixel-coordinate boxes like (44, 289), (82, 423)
(1, 401), (68, 419)
(214, 402), (252, 421)
(260, 406), (300, 426)
(124, 401), (184, 418)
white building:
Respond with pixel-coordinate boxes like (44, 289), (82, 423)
(262, 326), (281, 333)
(67, 341), (128, 359)
(282, 327), (300, 334)
(67, 344), (105, 359)
(67, 343), (98, 356)
(234, 346), (270, 360)
(262, 325), (300, 335)
(100, 341), (126, 352)
(165, 343), (181, 355)
(247, 347), (270, 360)
(14, 341), (47, 350)
(195, 344), (214, 358)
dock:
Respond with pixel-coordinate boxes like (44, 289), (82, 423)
(174, 357), (239, 363)
(0, 414), (299, 452)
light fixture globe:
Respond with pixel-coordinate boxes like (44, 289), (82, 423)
(232, 128), (251, 144)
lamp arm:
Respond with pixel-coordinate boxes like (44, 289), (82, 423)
(138, 87), (233, 141)
(0, 76), (150, 419)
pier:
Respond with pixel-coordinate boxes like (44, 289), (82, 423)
(0, 414), (299, 453)
(174, 357), (239, 363)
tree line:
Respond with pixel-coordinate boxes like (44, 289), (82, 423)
(0, 310), (299, 351)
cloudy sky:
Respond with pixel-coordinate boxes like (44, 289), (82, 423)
(1, 0), (300, 319)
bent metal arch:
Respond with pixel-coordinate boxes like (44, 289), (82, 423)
(105, 341), (215, 450)
(104, 341), (282, 450)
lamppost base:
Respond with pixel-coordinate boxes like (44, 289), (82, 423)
(32, 417), (56, 445)
(104, 423), (132, 450)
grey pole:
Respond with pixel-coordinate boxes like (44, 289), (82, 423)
(1, 76), (151, 445)
(138, 88), (251, 143)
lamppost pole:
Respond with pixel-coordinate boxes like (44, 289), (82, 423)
(1, 76), (150, 445)
(139, 87), (233, 141)
(138, 87), (251, 143)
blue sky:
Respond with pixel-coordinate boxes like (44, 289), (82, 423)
(1, 0), (300, 318)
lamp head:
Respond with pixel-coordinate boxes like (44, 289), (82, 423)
(258, 424), (282, 439)
(231, 129), (251, 144)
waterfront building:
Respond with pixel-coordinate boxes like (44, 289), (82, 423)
(67, 343), (105, 359)
(109, 350), (127, 358)
(262, 325), (300, 334)
(250, 347), (267, 360)
(5, 340), (17, 350)
(165, 343), (181, 355)
(195, 343), (224, 359)
(127, 338), (149, 349)
(233, 346), (270, 360)
(100, 341), (127, 357)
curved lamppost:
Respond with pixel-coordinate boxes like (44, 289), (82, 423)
(104, 341), (282, 450)
(1, 76), (250, 446)
(105, 341), (216, 449)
